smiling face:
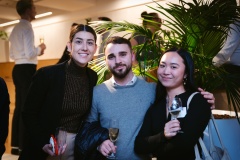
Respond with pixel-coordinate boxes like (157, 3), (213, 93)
(157, 51), (187, 91)
(105, 43), (133, 79)
(67, 31), (97, 67)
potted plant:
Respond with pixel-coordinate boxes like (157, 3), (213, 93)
(90, 0), (240, 122)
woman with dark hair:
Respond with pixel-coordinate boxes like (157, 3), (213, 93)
(134, 48), (211, 160)
(19, 24), (98, 160)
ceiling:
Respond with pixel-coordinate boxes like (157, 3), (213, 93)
(0, 0), (97, 24)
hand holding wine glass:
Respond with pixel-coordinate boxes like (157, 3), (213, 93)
(168, 97), (184, 133)
(55, 127), (67, 159)
(107, 119), (119, 159)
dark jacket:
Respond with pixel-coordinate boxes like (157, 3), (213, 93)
(75, 121), (108, 160)
(0, 77), (10, 159)
(19, 61), (98, 160)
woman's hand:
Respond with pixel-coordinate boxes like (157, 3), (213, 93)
(42, 144), (55, 156)
(164, 119), (181, 139)
(42, 143), (67, 156)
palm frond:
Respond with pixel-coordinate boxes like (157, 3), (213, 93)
(89, 0), (240, 122)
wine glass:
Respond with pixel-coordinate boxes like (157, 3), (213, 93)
(107, 119), (119, 159)
(39, 35), (44, 43)
(55, 127), (67, 159)
(168, 97), (182, 120)
(168, 97), (183, 133)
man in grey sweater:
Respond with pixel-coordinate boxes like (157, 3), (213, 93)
(87, 36), (154, 159)
(87, 36), (215, 160)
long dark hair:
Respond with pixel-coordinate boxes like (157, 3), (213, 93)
(69, 24), (97, 43)
(154, 47), (198, 103)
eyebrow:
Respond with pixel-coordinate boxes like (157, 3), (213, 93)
(160, 61), (179, 65)
(119, 51), (127, 54)
(75, 37), (94, 41)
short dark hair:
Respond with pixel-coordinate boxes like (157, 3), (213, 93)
(16, 0), (34, 16)
(69, 24), (97, 43)
(103, 36), (132, 54)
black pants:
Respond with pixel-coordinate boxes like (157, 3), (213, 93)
(11, 64), (36, 150)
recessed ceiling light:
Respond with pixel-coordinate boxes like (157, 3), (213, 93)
(0, 12), (52, 27)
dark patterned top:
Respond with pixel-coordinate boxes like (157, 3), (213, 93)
(60, 59), (90, 133)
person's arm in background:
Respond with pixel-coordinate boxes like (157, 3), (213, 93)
(0, 77), (10, 158)
(213, 22), (240, 67)
(23, 27), (46, 59)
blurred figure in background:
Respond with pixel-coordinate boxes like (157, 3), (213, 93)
(0, 77), (10, 159)
(131, 11), (162, 48)
(130, 11), (163, 71)
(97, 17), (112, 55)
(9, 0), (46, 155)
(57, 23), (78, 64)
(212, 20), (240, 74)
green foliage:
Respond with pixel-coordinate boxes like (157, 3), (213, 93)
(89, 0), (240, 122)
(0, 30), (8, 40)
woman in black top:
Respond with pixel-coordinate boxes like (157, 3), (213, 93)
(19, 24), (98, 160)
(134, 48), (211, 160)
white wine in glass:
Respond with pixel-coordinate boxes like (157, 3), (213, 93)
(109, 128), (119, 143)
(107, 119), (119, 159)
(39, 35), (44, 43)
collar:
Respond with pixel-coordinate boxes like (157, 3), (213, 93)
(66, 58), (87, 76)
(20, 19), (31, 26)
(111, 75), (137, 87)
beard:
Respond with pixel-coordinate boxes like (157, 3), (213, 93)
(109, 63), (132, 79)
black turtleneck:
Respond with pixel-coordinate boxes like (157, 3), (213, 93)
(60, 59), (90, 133)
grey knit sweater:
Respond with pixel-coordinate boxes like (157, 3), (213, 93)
(87, 77), (156, 160)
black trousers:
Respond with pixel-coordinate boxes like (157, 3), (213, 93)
(11, 64), (36, 150)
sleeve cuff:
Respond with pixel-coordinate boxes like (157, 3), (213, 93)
(37, 46), (42, 56)
(212, 55), (224, 67)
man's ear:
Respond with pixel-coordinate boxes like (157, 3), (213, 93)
(131, 52), (136, 62)
(67, 42), (72, 52)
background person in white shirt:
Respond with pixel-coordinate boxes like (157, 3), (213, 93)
(212, 20), (240, 74)
(9, 0), (46, 155)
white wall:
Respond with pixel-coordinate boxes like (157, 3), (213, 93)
(1, 0), (239, 61)
(3, 0), (170, 61)
(0, 40), (9, 62)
